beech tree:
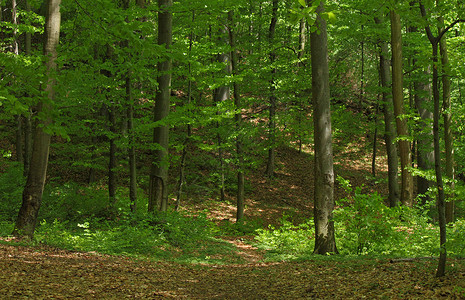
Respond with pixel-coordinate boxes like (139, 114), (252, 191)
(13, 0), (61, 239)
(390, 8), (413, 207)
(311, 0), (338, 255)
(148, 0), (173, 212)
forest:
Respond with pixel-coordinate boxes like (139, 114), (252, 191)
(1, 0), (465, 298)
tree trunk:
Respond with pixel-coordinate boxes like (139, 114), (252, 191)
(439, 23), (455, 223)
(214, 47), (230, 202)
(228, 10), (245, 222)
(175, 11), (195, 211)
(419, 1), (447, 278)
(265, 0), (278, 178)
(390, 10), (413, 207)
(414, 69), (434, 204)
(108, 104), (117, 206)
(148, 0), (173, 212)
(311, 0), (338, 255)
(375, 16), (400, 208)
(13, 0), (61, 240)
(127, 77), (137, 213)
(12, 0), (23, 164)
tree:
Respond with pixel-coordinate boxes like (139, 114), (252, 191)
(375, 16), (400, 208)
(311, 0), (338, 255)
(390, 9), (413, 207)
(228, 10), (245, 222)
(439, 14), (455, 223)
(265, 0), (278, 177)
(148, 0), (173, 212)
(13, 0), (61, 239)
(419, 0), (464, 277)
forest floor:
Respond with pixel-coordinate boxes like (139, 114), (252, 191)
(2, 142), (465, 298)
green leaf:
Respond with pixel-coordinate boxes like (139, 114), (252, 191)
(298, 0), (306, 7)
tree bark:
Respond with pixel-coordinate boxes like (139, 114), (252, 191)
(419, 1), (447, 278)
(214, 43), (230, 202)
(390, 10), (413, 207)
(228, 10), (245, 222)
(439, 20), (455, 223)
(311, 0), (338, 255)
(375, 16), (400, 207)
(414, 68), (434, 204)
(265, 0), (278, 178)
(108, 103), (117, 206)
(13, 0), (61, 239)
(148, 0), (173, 212)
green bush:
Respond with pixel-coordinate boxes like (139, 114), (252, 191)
(255, 215), (314, 259)
(34, 210), (218, 258)
(334, 176), (440, 256)
(334, 177), (405, 255)
(39, 182), (109, 222)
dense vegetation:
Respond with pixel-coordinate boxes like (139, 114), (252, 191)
(1, 0), (465, 294)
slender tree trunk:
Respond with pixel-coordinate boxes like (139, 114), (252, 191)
(414, 68), (434, 204)
(22, 0), (33, 176)
(127, 77), (137, 213)
(371, 103), (379, 177)
(213, 19), (231, 202)
(214, 50), (230, 202)
(12, 0), (23, 164)
(390, 10), (413, 207)
(148, 0), (173, 212)
(265, 0), (278, 177)
(175, 11), (195, 211)
(228, 10), (245, 222)
(108, 104), (117, 206)
(311, 0), (338, 255)
(419, 1), (447, 278)
(13, 0), (61, 239)
(439, 21), (455, 223)
(23, 110), (32, 176)
(375, 16), (400, 208)
(122, 0), (137, 213)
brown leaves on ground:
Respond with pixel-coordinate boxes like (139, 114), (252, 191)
(2, 242), (465, 299)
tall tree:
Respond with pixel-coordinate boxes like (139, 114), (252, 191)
(390, 9), (413, 207)
(439, 14), (455, 223)
(213, 22), (231, 203)
(228, 10), (245, 222)
(375, 16), (400, 208)
(265, 0), (278, 177)
(13, 0), (61, 239)
(311, 0), (338, 255)
(148, 0), (173, 212)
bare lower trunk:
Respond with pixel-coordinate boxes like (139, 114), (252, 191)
(390, 10), (413, 207)
(13, 0), (61, 239)
(228, 10), (245, 222)
(376, 16), (400, 207)
(439, 29), (454, 223)
(311, 0), (338, 255)
(265, 0), (278, 178)
(148, 0), (172, 212)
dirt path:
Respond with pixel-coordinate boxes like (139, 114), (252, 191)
(1, 242), (464, 299)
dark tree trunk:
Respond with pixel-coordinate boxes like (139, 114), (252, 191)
(265, 0), (278, 178)
(149, 0), (173, 212)
(108, 104), (117, 206)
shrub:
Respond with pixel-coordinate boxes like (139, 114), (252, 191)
(255, 215), (314, 259)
